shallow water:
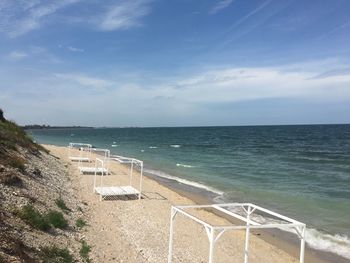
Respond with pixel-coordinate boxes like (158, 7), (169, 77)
(29, 124), (350, 259)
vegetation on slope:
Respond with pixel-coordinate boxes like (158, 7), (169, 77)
(0, 108), (88, 262)
(0, 108), (47, 171)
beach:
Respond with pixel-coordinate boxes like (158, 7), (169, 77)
(43, 144), (346, 263)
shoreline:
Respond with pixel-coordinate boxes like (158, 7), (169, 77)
(44, 144), (348, 262)
(144, 163), (349, 263)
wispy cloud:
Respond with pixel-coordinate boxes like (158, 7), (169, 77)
(224, 0), (273, 33)
(5, 47), (60, 63)
(0, 0), (153, 37)
(7, 51), (28, 61)
(146, 61), (350, 106)
(309, 67), (350, 79)
(318, 19), (350, 40)
(2, 60), (350, 126)
(209, 0), (234, 15)
(54, 73), (113, 89)
(0, 0), (81, 37)
(67, 46), (84, 52)
(96, 0), (152, 31)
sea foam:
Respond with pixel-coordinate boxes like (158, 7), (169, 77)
(305, 229), (350, 259)
(144, 168), (223, 195)
(223, 203), (350, 260)
(176, 163), (195, 168)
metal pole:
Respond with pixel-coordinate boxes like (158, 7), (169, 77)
(168, 207), (176, 263)
(99, 160), (103, 201)
(244, 206), (251, 263)
(300, 226), (306, 263)
(93, 161), (97, 193)
(138, 162), (143, 200)
(99, 160), (104, 200)
(208, 227), (215, 263)
(130, 160), (134, 185)
(68, 144), (71, 158)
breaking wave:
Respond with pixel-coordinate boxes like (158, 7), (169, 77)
(144, 168), (223, 195)
(176, 163), (195, 168)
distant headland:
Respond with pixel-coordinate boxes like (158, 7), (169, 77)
(22, 125), (93, 130)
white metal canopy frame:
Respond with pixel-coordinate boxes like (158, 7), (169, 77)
(93, 155), (143, 201)
(68, 142), (92, 162)
(79, 148), (110, 174)
(168, 203), (306, 263)
(111, 154), (140, 177)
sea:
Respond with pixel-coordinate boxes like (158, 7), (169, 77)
(28, 124), (350, 259)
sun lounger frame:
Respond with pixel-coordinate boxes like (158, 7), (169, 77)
(79, 148), (110, 174)
(168, 203), (306, 263)
(110, 154), (138, 178)
(68, 142), (92, 162)
(93, 156), (143, 201)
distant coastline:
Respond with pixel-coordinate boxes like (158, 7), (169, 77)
(22, 123), (350, 130)
(22, 125), (93, 130)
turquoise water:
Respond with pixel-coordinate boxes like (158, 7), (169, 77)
(28, 125), (350, 258)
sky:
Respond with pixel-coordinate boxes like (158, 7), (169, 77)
(0, 0), (350, 127)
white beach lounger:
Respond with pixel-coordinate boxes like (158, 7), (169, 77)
(94, 186), (140, 197)
(93, 157), (143, 201)
(79, 148), (110, 175)
(79, 166), (108, 174)
(68, 143), (92, 162)
(70, 156), (90, 162)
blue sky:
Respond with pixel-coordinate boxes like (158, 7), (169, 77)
(0, 0), (350, 126)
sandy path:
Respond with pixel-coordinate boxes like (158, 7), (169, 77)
(46, 145), (299, 263)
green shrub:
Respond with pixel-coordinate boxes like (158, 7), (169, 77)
(79, 240), (91, 262)
(0, 113), (48, 160)
(55, 198), (71, 212)
(18, 205), (50, 231)
(0, 139), (17, 151)
(46, 211), (68, 229)
(8, 157), (26, 173)
(75, 218), (86, 229)
(40, 246), (74, 263)
(0, 108), (4, 122)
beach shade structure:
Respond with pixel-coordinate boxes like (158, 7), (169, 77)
(68, 142), (92, 162)
(110, 154), (141, 176)
(93, 155), (143, 201)
(79, 148), (110, 174)
(168, 203), (306, 263)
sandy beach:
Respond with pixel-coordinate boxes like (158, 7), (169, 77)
(44, 144), (341, 263)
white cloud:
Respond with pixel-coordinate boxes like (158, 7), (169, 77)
(0, 0), (153, 37)
(97, 0), (152, 31)
(54, 73), (113, 89)
(223, 0), (273, 34)
(1, 61), (350, 126)
(67, 46), (84, 52)
(7, 51), (28, 61)
(210, 0), (234, 15)
(165, 67), (350, 103)
(0, 0), (81, 37)
(5, 47), (60, 63)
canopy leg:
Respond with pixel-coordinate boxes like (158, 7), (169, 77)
(208, 228), (215, 263)
(299, 226), (306, 263)
(168, 207), (177, 263)
(244, 206), (251, 263)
